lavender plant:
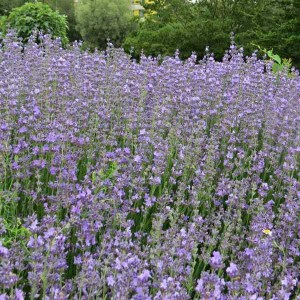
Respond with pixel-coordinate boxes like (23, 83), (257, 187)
(0, 31), (300, 299)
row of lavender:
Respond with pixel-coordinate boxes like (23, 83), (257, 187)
(0, 32), (300, 299)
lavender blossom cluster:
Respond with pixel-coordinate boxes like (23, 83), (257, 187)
(0, 32), (300, 299)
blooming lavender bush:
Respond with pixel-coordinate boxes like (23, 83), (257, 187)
(0, 31), (300, 299)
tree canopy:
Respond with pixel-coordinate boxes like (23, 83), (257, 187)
(43, 0), (81, 42)
(2, 2), (68, 46)
(75, 0), (134, 50)
(124, 0), (300, 69)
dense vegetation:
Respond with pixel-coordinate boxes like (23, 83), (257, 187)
(124, 0), (300, 68)
(0, 31), (300, 299)
(0, 1), (300, 298)
(0, 0), (80, 43)
(75, 0), (134, 50)
(1, 2), (68, 46)
(1, 1), (300, 68)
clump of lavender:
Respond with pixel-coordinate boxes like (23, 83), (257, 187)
(0, 31), (300, 299)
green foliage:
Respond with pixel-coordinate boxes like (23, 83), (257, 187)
(277, 0), (300, 69)
(0, 0), (28, 16)
(43, 0), (81, 42)
(0, 15), (7, 34)
(253, 43), (293, 76)
(124, 21), (188, 58)
(3, 2), (68, 46)
(124, 0), (299, 70)
(1, 218), (31, 248)
(75, 0), (135, 50)
(124, 0), (258, 60)
(0, 189), (31, 249)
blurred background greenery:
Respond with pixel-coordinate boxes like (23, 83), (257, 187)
(1, 0), (300, 69)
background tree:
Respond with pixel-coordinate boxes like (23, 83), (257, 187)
(123, 0), (195, 58)
(43, 0), (81, 42)
(0, 0), (27, 16)
(2, 2), (68, 46)
(75, 0), (135, 50)
(272, 0), (300, 68)
(124, 0), (245, 59)
(124, 0), (300, 69)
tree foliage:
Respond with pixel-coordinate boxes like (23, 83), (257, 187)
(75, 0), (135, 50)
(124, 0), (300, 69)
(2, 2), (68, 46)
(0, 0), (27, 16)
(43, 0), (81, 42)
(0, 0), (81, 43)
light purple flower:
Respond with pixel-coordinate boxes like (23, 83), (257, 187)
(226, 262), (238, 278)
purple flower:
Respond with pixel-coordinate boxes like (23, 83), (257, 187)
(150, 176), (161, 185)
(210, 251), (223, 269)
(14, 289), (24, 300)
(195, 272), (225, 299)
(107, 275), (115, 287)
(226, 262), (238, 278)
(134, 155), (142, 163)
(138, 269), (151, 281)
(1, 30), (300, 299)
(139, 129), (146, 135)
(0, 243), (9, 257)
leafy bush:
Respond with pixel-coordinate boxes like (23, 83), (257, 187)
(2, 2), (68, 46)
(75, 0), (135, 50)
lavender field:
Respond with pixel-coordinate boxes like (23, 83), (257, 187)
(0, 32), (300, 299)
